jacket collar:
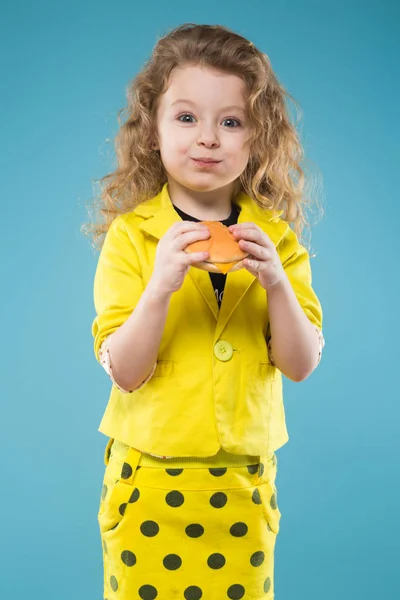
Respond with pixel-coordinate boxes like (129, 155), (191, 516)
(135, 183), (287, 338)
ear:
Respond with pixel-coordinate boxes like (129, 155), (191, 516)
(151, 132), (160, 151)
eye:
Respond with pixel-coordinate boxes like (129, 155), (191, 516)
(222, 118), (241, 128)
(177, 114), (242, 127)
(177, 113), (196, 123)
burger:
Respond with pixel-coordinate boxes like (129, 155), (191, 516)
(184, 221), (249, 274)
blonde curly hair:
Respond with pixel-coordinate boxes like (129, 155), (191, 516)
(81, 23), (324, 255)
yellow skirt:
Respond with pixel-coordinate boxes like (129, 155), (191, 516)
(98, 438), (282, 600)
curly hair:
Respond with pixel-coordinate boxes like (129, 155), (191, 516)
(81, 23), (324, 255)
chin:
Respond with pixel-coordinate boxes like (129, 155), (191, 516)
(181, 179), (221, 193)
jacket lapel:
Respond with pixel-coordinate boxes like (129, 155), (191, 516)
(136, 183), (287, 333)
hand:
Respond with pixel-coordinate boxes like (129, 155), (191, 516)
(149, 221), (210, 296)
(229, 222), (286, 291)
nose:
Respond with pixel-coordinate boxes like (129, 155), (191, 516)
(197, 124), (219, 148)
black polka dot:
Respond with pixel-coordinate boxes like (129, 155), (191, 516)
(166, 491), (185, 507)
(210, 492), (227, 508)
(247, 464), (258, 475)
(227, 584), (245, 599)
(258, 462), (265, 476)
(209, 467), (227, 477)
(185, 523), (204, 538)
(230, 522), (248, 537)
(166, 468), (183, 476)
(270, 492), (277, 509)
(264, 577), (271, 593)
(139, 584), (158, 600)
(184, 585), (203, 599)
(250, 550), (265, 566)
(140, 520), (159, 537)
(119, 502), (128, 516)
(207, 553), (226, 569)
(101, 484), (107, 500)
(252, 488), (262, 504)
(121, 550), (136, 566)
(121, 462), (133, 479)
(129, 488), (140, 503)
(163, 553), (182, 570)
(110, 575), (118, 592)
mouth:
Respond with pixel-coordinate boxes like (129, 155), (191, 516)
(191, 157), (221, 167)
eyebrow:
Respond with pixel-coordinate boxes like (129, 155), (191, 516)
(170, 99), (246, 114)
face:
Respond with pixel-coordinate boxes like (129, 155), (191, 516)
(154, 64), (252, 196)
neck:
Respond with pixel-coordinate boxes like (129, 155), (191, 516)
(167, 179), (235, 221)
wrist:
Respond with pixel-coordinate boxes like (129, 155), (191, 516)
(264, 271), (288, 294)
(145, 279), (173, 305)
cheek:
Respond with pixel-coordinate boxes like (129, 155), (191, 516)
(160, 128), (191, 158)
(229, 142), (251, 169)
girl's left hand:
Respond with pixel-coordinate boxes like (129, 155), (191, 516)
(229, 222), (286, 291)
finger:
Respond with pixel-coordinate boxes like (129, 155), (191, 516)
(229, 222), (255, 231)
(174, 228), (210, 252)
(244, 257), (260, 271)
(231, 226), (270, 246)
(184, 251), (210, 264)
(232, 226), (263, 239)
(243, 258), (260, 276)
(239, 239), (270, 260)
(169, 221), (209, 237)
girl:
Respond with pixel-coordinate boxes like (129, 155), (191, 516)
(87, 23), (325, 600)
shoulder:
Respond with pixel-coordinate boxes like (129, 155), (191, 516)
(252, 209), (308, 262)
(106, 209), (148, 246)
(113, 210), (146, 230)
(251, 208), (291, 250)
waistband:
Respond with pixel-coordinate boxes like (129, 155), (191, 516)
(104, 438), (265, 468)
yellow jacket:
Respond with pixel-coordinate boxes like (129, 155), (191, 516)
(92, 183), (323, 457)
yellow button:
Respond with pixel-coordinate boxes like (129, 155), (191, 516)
(214, 340), (233, 361)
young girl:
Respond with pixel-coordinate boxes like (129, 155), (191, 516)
(88, 23), (325, 600)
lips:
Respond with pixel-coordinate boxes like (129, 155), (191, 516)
(193, 157), (220, 162)
(191, 157), (221, 165)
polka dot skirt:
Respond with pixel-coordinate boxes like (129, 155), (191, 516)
(98, 441), (281, 599)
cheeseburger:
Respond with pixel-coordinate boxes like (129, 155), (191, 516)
(184, 221), (249, 274)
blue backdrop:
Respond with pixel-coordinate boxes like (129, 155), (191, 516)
(2, 1), (398, 598)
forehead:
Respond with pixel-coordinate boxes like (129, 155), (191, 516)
(159, 65), (247, 110)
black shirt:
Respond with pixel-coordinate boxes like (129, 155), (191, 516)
(173, 202), (241, 307)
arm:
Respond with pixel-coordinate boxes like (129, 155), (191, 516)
(92, 216), (170, 393)
(266, 273), (325, 382)
(266, 225), (324, 382)
(103, 283), (171, 392)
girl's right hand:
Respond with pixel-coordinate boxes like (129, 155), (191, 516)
(148, 221), (210, 297)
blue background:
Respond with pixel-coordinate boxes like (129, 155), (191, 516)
(2, 1), (398, 598)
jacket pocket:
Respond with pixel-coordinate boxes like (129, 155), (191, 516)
(153, 360), (175, 377)
(98, 454), (140, 536)
(258, 477), (282, 535)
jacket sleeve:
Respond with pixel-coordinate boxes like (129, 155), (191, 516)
(91, 215), (156, 390)
(276, 223), (324, 330)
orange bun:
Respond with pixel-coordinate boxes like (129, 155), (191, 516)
(184, 221), (249, 274)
